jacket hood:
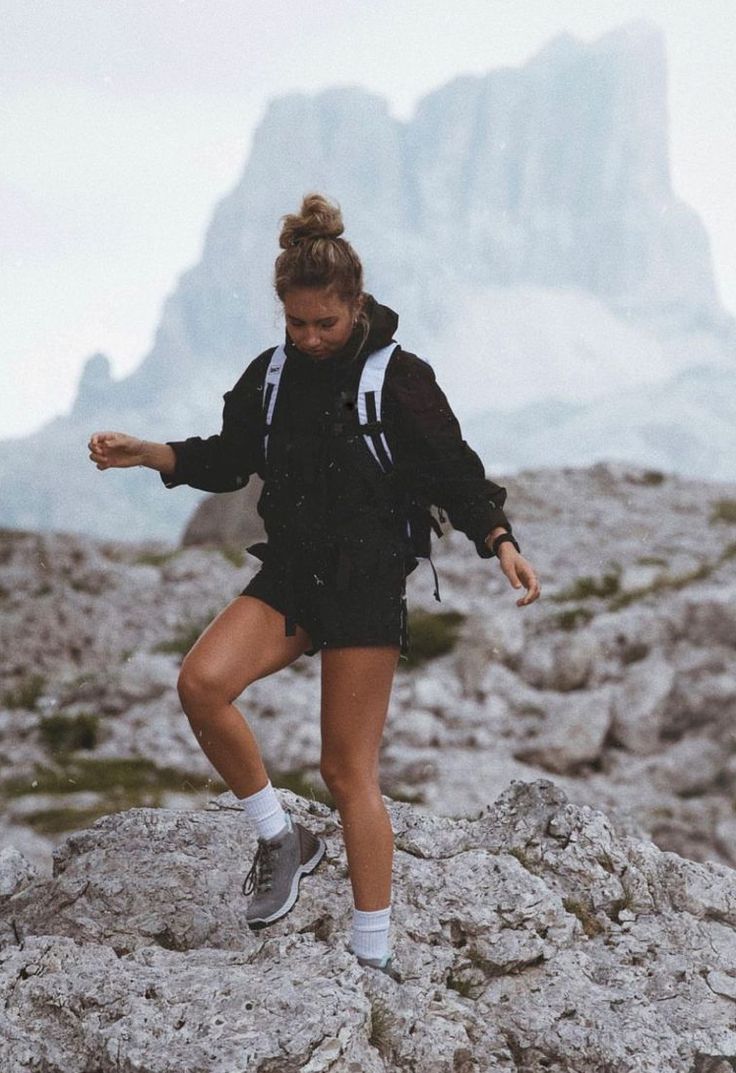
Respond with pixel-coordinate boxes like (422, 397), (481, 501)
(359, 294), (399, 355)
(284, 294), (398, 373)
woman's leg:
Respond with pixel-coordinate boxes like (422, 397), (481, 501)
(319, 645), (399, 910)
(177, 595), (312, 797)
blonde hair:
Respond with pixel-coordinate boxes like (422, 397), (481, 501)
(274, 193), (364, 306)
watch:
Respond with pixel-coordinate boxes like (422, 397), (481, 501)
(492, 532), (521, 557)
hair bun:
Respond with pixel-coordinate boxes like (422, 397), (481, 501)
(279, 193), (345, 250)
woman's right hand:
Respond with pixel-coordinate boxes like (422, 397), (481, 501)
(88, 431), (146, 470)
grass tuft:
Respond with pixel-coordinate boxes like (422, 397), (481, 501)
(272, 769), (332, 806)
(710, 499), (736, 525)
(152, 611), (219, 660)
(551, 568), (621, 603)
(368, 997), (395, 1056)
(562, 897), (605, 938)
(39, 712), (99, 754)
(3, 673), (46, 711)
(133, 549), (180, 567)
(552, 607), (593, 631)
(401, 609), (466, 669)
(220, 544), (246, 569)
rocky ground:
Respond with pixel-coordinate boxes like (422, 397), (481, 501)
(3, 459), (736, 1069)
(2, 461), (736, 876)
(3, 780), (736, 1071)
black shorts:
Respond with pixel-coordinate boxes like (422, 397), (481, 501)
(239, 542), (408, 657)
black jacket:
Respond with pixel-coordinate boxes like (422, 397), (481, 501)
(160, 296), (516, 562)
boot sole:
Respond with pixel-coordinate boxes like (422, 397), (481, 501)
(247, 836), (326, 931)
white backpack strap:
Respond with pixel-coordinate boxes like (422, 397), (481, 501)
(357, 343), (399, 474)
(262, 345), (287, 461)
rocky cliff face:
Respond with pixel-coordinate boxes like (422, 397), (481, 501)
(1, 20), (734, 541)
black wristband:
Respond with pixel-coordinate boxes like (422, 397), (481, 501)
(492, 532), (521, 557)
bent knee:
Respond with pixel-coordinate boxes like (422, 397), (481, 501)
(177, 658), (244, 709)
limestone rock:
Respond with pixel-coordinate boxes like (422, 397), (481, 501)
(2, 783), (736, 1071)
(513, 687), (614, 774)
(609, 652), (675, 754)
(0, 846), (36, 897)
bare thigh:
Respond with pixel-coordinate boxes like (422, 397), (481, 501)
(319, 646), (400, 786)
(179, 595), (313, 703)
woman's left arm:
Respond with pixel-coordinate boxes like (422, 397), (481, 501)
(385, 351), (540, 605)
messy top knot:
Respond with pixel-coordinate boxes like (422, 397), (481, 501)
(275, 193), (363, 305)
(279, 193), (344, 248)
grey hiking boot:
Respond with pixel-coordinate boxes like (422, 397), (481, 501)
(347, 945), (402, 982)
(243, 813), (326, 930)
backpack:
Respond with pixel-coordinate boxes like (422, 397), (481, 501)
(261, 341), (444, 602)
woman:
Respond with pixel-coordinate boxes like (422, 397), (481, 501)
(88, 193), (540, 976)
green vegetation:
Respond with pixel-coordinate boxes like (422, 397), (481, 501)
(3, 756), (223, 798)
(619, 642), (650, 665)
(387, 787), (426, 805)
(368, 997), (395, 1057)
(220, 544), (246, 569)
(710, 498), (736, 525)
(552, 607), (593, 631)
(272, 769), (332, 806)
(636, 555), (668, 567)
(550, 538), (735, 615)
(3, 673), (46, 711)
(446, 970), (480, 999)
(23, 805), (113, 835)
(0, 527), (31, 540)
(507, 846), (537, 873)
(400, 609), (466, 669)
(562, 897), (605, 938)
(596, 850), (617, 875)
(515, 703), (545, 717)
(152, 611), (219, 659)
(133, 548), (180, 567)
(39, 711), (99, 754)
(609, 561), (712, 610)
(550, 568), (621, 603)
(637, 470), (666, 486)
(2, 757), (226, 834)
(0, 528), (30, 565)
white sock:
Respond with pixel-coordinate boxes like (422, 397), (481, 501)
(351, 906), (392, 960)
(237, 781), (288, 841)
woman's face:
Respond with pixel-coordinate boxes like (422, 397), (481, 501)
(282, 287), (359, 359)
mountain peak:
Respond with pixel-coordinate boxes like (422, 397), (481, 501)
(70, 352), (113, 419)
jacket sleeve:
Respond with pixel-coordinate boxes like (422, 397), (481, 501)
(158, 352), (268, 494)
(385, 351), (518, 558)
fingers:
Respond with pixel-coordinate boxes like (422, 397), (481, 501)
(88, 432), (108, 467)
(89, 431), (118, 450)
(500, 552), (541, 607)
(87, 430), (123, 469)
(516, 563), (541, 607)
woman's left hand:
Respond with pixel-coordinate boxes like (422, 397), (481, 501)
(497, 545), (541, 606)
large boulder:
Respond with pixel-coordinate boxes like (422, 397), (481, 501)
(2, 781), (736, 1071)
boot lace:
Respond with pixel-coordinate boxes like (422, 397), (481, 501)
(243, 836), (282, 896)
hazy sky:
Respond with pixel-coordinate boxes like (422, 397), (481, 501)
(3, 0), (735, 438)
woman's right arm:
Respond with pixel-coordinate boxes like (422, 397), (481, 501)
(88, 351), (270, 492)
(88, 433), (176, 476)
